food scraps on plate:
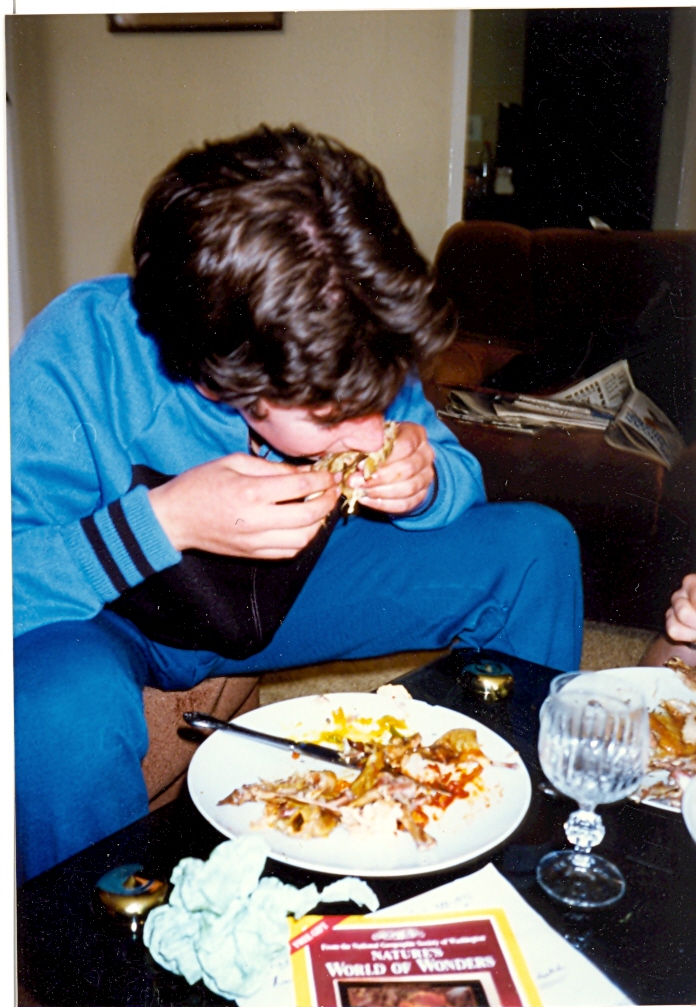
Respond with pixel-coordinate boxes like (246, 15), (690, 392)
(633, 659), (696, 808)
(218, 687), (499, 847)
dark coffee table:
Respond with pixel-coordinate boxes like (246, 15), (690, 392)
(17, 649), (696, 1006)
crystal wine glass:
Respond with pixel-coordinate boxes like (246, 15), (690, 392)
(536, 672), (649, 909)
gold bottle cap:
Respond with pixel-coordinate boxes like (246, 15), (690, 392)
(462, 659), (514, 701)
(96, 864), (169, 922)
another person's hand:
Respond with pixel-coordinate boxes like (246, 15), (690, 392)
(665, 573), (696, 644)
(348, 422), (435, 516)
(148, 453), (340, 559)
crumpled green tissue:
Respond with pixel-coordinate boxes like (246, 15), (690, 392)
(143, 835), (379, 1002)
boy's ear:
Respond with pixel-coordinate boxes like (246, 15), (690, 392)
(193, 383), (221, 401)
(245, 398), (270, 420)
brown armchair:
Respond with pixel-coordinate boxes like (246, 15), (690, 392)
(431, 221), (696, 630)
(142, 674), (259, 811)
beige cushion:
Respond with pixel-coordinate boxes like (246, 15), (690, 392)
(142, 675), (259, 810)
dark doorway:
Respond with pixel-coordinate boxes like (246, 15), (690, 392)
(465, 8), (672, 230)
(518, 8), (671, 230)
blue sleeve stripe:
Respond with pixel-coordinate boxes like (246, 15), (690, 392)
(80, 515), (129, 594)
(107, 498), (155, 579)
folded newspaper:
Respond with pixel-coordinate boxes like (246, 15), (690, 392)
(438, 360), (685, 468)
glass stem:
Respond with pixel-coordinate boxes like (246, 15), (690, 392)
(564, 805), (605, 867)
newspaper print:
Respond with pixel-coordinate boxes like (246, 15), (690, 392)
(553, 359), (635, 412)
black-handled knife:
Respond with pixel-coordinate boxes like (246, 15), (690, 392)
(183, 711), (355, 767)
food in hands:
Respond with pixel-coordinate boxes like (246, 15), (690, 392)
(312, 420), (398, 514)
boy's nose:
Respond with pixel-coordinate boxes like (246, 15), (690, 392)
(338, 414), (386, 453)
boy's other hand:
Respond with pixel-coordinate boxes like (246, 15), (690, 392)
(148, 454), (341, 559)
(348, 421), (435, 515)
(665, 573), (696, 643)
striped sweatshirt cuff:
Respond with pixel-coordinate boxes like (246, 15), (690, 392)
(63, 485), (181, 602)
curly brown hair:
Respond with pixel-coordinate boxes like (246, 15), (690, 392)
(132, 125), (454, 420)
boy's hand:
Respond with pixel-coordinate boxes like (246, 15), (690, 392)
(348, 422), (435, 515)
(665, 573), (696, 643)
(148, 453), (341, 559)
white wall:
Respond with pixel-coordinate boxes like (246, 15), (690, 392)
(6, 16), (61, 333)
(467, 9), (526, 166)
(653, 8), (696, 229)
(7, 11), (462, 330)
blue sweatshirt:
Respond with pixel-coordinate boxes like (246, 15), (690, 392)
(11, 276), (486, 639)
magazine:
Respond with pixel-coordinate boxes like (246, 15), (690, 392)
(438, 360), (685, 468)
(235, 862), (629, 1007)
(289, 909), (541, 1007)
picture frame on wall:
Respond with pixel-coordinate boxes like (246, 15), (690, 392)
(108, 13), (283, 33)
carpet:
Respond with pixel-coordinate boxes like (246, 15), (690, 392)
(259, 621), (657, 705)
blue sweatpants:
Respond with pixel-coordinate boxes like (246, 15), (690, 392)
(15, 501), (582, 882)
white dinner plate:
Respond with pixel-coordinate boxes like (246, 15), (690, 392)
(587, 666), (696, 813)
(682, 777), (696, 844)
(187, 691), (532, 877)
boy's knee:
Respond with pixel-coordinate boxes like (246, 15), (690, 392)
(518, 502), (577, 548)
(497, 501), (576, 547)
(14, 618), (149, 763)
